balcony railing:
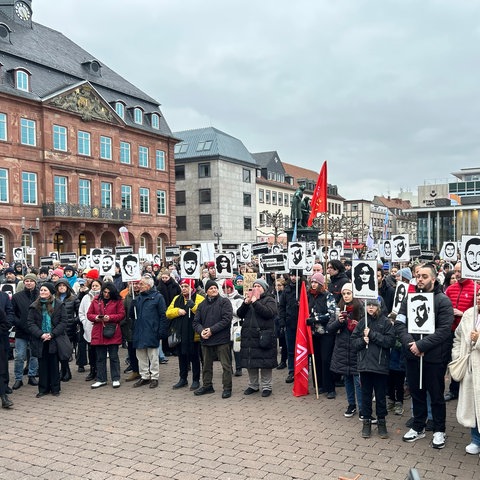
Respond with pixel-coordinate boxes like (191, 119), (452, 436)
(42, 203), (131, 222)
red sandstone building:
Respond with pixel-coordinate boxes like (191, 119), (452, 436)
(0, 1), (177, 266)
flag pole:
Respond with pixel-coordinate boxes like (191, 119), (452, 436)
(311, 350), (319, 399)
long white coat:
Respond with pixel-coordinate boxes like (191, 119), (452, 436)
(452, 306), (480, 428)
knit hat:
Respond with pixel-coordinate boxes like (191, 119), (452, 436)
(86, 268), (99, 280)
(4, 267), (15, 274)
(205, 279), (218, 291)
(253, 279), (269, 291)
(64, 265), (75, 273)
(24, 273), (37, 282)
(341, 283), (353, 293)
(223, 279), (234, 290)
(42, 282), (56, 295)
(51, 268), (64, 278)
(39, 267), (49, 275)
(235, 275), (244, 282)
(382, 262), (390, 271)
(180, 278), (195, 289)
(366, 298), (380, 306)
(207, 261), (215, 268)
(310, 273), (325, 285)
(397, 268), (412, 281)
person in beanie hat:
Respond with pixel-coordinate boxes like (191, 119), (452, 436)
(27, 282), (68, 397)
(351, 294), (395, 439)
(307, 271), (336, 398)
(85, 269), (100, 280)
(237, 278), (278, 397)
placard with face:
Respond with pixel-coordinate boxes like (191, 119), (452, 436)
(288, 242), (306, 270)
(352, 259), (378, 300)
(440, 241), (458, 261)
(407, 292), (435, 334)
(392, 234), (410, 263)
(120, 254), (141, 282)
(461, 235), (480, 280)
(239, 243), (252, 263)
(181, 250), (200, 279)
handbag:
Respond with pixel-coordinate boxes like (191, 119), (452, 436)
(56, 334), (73, 361)
(168, 331), (181, 348)
(448, 353), (471, 382)
(102, 322), (116, 339)
(231, 321), (242, 352)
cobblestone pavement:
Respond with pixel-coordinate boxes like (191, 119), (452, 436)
(1, 351), (478, 480)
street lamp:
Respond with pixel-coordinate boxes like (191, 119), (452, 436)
(213, 226), (222, 252)
(21, 216), (40, 265)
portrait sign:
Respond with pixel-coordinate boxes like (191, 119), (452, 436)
(392, 281), (409, 315)
(100, 254), (116, 277)
(391, 234), (410, 263)
(352, 259), (378, 300)
(304, 254), (315, 276)
(381, 240), (392, 260)
(364, 247), (379, 261)
(181, 250), (200, 279)
(12, 247), (25, 262)
(288, 242), (306, 270)
(77, 255), (88, 270)
(328, 248), (340, 261)
(214, 253), (233, 279)
(333, 240), (344, 256)
(407, 292), (435, 335)
(461, 235), (480, 281)
(440, 241), (458, 262)
(225, 250), (238, 271)
(89, 248), (103, 268)
(120, 253), (141, 282)
(239, 243), (252, 263)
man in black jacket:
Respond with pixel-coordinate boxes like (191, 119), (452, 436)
(11, 273), (39, 389)
(395, 264), (453, 449)
(0, 291), (14, 396)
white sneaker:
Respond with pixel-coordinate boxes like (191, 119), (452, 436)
(402, 428), (426, 443)
(91, 381), (107, 389)
(432, 432), (446, 449)
(112, 380), (120, 389)
(465, 442), (480, 455)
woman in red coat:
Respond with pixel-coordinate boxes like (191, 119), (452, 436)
(87, 282), (125, 389)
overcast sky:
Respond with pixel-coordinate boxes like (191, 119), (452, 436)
(33, 0), (480, 200)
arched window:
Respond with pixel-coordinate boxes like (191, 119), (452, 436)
(16, 69), (29, 91)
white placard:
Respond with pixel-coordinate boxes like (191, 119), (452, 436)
(352, 260), (378, 300)
(181, 250), (201, 279)
(407, 292), (435, 334)
(392, 281), (408, 315)
(461, 235), (480, 280)
(288, 242), (307, 270)
(440, 241), (458, 262)
(99, 254), (116, 277)
(120, 254), (141, 282)
(215, 253), (233, 279)
(392, 234), (410, 263)
(239, 243), (252, 263)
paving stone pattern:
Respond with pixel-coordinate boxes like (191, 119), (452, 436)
(0, 352), (478, 480)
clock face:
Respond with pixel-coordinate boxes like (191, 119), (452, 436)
(15, 1), (31, 21)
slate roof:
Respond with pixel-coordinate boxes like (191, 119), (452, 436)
(252, 151), (277, 168)
(173, 127), (256, 165)
(0, 14), (173, 137)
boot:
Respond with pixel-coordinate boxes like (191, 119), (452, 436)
(377, 419), (388, 439)
(61, 362), (72, 382)
(362, 419), (371, 438)
(125, 371), (141, 382)
(1, 394), (13, 409)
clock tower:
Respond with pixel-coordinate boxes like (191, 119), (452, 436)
(0, 0), (33, 27)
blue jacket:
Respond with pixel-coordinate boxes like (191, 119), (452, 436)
(131, 288), (167, 349)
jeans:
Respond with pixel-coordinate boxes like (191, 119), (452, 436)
(95, 345), (120, 382)
(158, 341), (166, 361)
(471, 424), (480, 446)
(345, 373), (362, 410)
(14, 337), (38, 380)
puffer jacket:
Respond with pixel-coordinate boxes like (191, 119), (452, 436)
(351, 312), (395, 375)
(445, 279), (475, 331)
(87, 297), (125, 346)
(55, 283), (80, 342)
(192, 294), (232, 346)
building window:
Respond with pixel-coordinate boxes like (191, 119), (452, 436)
(120, 141), (131, 164)
(53, 125), (67, 151)
(0, 113), (7, 141)
(101, 182), (112, 208)
(134, 107), (143, 124)
(176, 216), (186, 231)
(278, 193), (283, 206)
(20, 118), (36, 146)
(272, 191), (277, 205)
(140, 187), (149, 213)
(115, 102), (125, 119)
(156, 190), (166, 215)
(174, 143), (189, 154)
(259, 189), (264, 203)
(266, 190), (271, 204)
(151, 113), (160, 129)
(259, 212), (266, 226)
(139, 146), (149, 168)
(199, 189), (211, 204)
(79, 179), (91, 206)
(22, 172), (37, 205)
(100, 136), (112, 160)
(175, 165), (185, 180)
(54, 176), (67, 203)
(16, 70), (29, 91)
(284, 193), (289, 205)
(196, 140), (212, 151)
(243, 168), (251, 183)
(176, 190), (186, 205)
(198, 163), (211, 178)
(121, 185), (132, 210)
(156, 150), (165, 170)
(78, 130), (91, 156)
(243, 193), (251, 207)
(0, 168), (8, 203)
(199, 214), (212, 230)
(244, 217), (252, 230)
(156, 236), (163, 256)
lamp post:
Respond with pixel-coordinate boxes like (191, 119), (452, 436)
(213, 226), (222, 252)
(21, 216), (40, 266)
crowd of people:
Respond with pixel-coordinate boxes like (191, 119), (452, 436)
(0, 252), (479, 458)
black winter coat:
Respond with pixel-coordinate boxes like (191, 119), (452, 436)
(278, 280), (304, 329)
(56, 289), (80, 342)
(157, 278), (181, 307)
(350, 313), (395, 375)
(237, 294), (278, 369)
(328, 272), (350, 304)
(12, 287), (39, 340)
(193, 294), (232, 346)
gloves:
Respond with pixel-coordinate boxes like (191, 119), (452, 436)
(317, 313), (330, 324)
(306, 317), (315, 326)
(185, 300), (195, 309)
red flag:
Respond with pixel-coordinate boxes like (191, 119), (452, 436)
(307, 161), (328, 227)
(293, 282), (314, 397)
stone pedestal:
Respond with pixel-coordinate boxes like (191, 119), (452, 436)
(285, 228), (320, 243)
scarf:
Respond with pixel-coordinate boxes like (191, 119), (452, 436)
(41, 298), (53, 333)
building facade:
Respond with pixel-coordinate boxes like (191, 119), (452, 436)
(0, 1), (177, 265)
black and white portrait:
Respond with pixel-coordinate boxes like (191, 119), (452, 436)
(381, 240), (392, 259)
(288, 242), (306, 270)
(90, 248), (103, 268)
(120, 253), (141, 282)
(392, 281), (408, 315)
(77, 256), (88, 270)
(49, 251), (59, 261)
(215, 253), (233, 279)
(392, 234), (410, 262)
(352, 260), (378, 300)
(329, 248), (340, 261)
(365, 248), (379, 261)
(181, 250), (200, 279)
(304, 254), (315, 276)
(153, 254), (162, 266)
(461, 235), (480, 280)
(240, 243), (251, 263)
(100, 254), (116, 277)
(407, 292), (435, 334)
(271, 244), (283, 254)
(13, 247), (24, 262)
(307, 241), (317, 255)
(333, 240), (344, 256)
(440, 241), (457, 261)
